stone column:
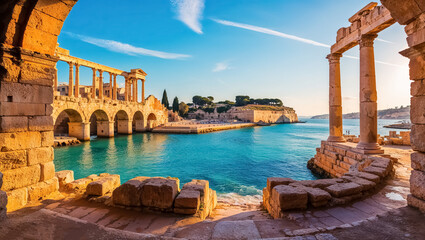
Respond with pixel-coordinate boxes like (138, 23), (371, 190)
(327, 53), (345, 142)
(92, 68), (97, 99)
(113, 74), (117, 100)
(356, 34), (382, 153)
(124, 77), (129, 101)
(99, 70), (103, 100)
(135, 79), (138, 103)
(142, 79), (145, 103)
(68, 122), (91, 141)
(54, 65), (58, 93)
(74, 64), (80, 98)
(68, 62), (74, 97)
(132, 79), (137, 102)
(109, 73), (113, 99)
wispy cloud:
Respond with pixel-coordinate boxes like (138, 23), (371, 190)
(376, 38), (393, 44)
(171, 0), (205, 34)
(213, 61), (231, 72)
(343, 96), (357, 101)
(65, 32), (191, 60)
(211, 18), (330, 48)
(344, 55), (407, 68)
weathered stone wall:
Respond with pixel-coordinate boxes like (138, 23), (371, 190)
(380, 0), (425, 212)
(188, 108), (298, 123)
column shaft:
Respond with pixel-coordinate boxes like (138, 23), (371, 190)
(92, 68), (97, 99)
(357, 34), (382, 152)
(113, 74), (117, 100)
(125, 78), (129, 101)
(135, 80), (138, 103)
(142, 79), (145, 103)
(327, 53), (345, 142)
(99, 70), (104, 99)
(74, 64), (80, 98)
(68, 62), (74, 97)
(109, 73), (113, 99)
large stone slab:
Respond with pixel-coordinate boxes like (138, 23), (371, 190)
(362, 166), (387, 178)
(174, 190), (200, 210)
(271, 185), (308, 210)
(290, 178), (344, 189)
(141, 177), (179, 209)
(299, 186), (332, 207)
(27, 177), (59, 202)
(181, 179), (208, 197)
(325, 182), (362, 197)
(341, 176), (376, 191)
(6, 187), (28, 212)
(267, 177), (295, 192)
(407, 194), (425, 213)
(86, 175), (120, 196)
(411, 152), (425, 171)
(410, 170), (425, 200)
(212, 220), (261, 240)
(344, 171), (380, 183)
(55, 170), (74, 190)
(112, 176), (150, 207)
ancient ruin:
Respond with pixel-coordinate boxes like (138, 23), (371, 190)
(0, 0), (425, 238)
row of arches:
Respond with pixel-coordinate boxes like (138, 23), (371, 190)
(54, 108), (158, 141)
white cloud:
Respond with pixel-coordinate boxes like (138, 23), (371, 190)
(211, 18), (330, 48)
(171, 0), (205, 34)
(376, 38), (393, 44)
(65, 32), (191, 60)
(213, 62), (231, 72)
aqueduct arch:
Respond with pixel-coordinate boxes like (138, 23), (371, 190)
(53, 108), (83, 136)
(114, 110), (132, 135)
(0, 0), (424, 212)
(133, 111), (145, 132)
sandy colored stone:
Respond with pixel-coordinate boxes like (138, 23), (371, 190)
(267, 177), (295, 192)
(86, 175), (120, 196)
(112, 176), (149, 207)
(271, 185), (308, 210)
(407, 194), (425, 213)
(181, 179), (206, 196)
(410, 170), (425, 200)
(27, 177), (59, 202)
(174, 207), (198, 215)
(6, 187), (28, 212)
(0, 116), (28, 133)
(290, 178), (344, 189)
(55, 170), (74, 189)
(369, 157), (393, 174)
(411, 124), (425, 152)
(1, 165), (41, 191)
(65, 177), (93, 193)
(174, 190), (200, 210)
(0, 132), (41, 152)
(295, 186), (332, 207)
(344, 171), (380, 183)
(411, 152), (425, 171)
(0, 150), (27, 171)
(40, 161), (55, 181)
(325, 182), (363, 197)
(341, 176), (376, 191)
(27, 147), (54, 166)
(362, 166), (387, 178)
(141, 177), (179, 209)
(0, 172), (2, 189)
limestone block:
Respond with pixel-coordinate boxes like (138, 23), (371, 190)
(290, 178), (344, 189)
(0, 132), (41, 152)
(344, 171), (380, 183)
(412, 152), (425, 171)
(65, 178), (93, 193)
(27, 147), (54, 166)
(174, 190), (200, 214)
(267, 177), (295, 192)
(411, 124), (425, 152)
(1, 165), (41, 191)
(369, 157), (393, 175)
(27, 177), (59, 202)
(28, 116), (53, 131)
(410, 170), (425, 200)
(41, 131), (54, 147)
(181, 179), (208, 197)
(86, 175), (120, 196)
(0, 102), (46, 116)
(381, 0), (422, 25)
(112, 177), (150, 207)
(296, 186), (331, 207)
(409, 53), (425, 80)
(141, 177), (179, 209)
(411, 96), (425, 124)
(324, 182), (362, 197)
(271, 185), (308, 211)
(407, 194), (425, 213)
(40, 161), (55, 181)
(411, 80), (425, 97)
(6, 187), (28, 212)
(341, 176), (376, 191)
(0, 191), (7, 209)
(55, 170), (74, 189)
(174, 207), (197, 215)
(0, 150), (27, 171)
(0, 116), (28, 132)
(362, 166), (387, 178)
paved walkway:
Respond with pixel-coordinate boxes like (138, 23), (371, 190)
(0, 145), (421, 239)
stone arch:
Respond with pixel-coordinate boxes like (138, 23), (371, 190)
(133, 111), (145, 132)
(114, 110), (132, 135)
(146, 113), (158, 130)
(89, 109), (111, 137)
(53, 108), (83, 136)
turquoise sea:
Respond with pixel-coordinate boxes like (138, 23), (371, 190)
(54, 118), (405, 200)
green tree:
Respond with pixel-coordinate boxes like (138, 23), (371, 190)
(192, 95), (203, 106)
(179, 102), (189, 116)
(172, 96), (179, 112)
(207, 96), (214, 102)
(161, 89), (170, 109)
(235, 96), (250, 106)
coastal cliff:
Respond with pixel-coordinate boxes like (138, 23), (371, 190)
(311, 106), (410, 120)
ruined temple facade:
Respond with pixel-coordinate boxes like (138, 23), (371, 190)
(0, 0), (424, 216)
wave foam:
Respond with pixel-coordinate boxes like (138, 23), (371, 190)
(218, 192), (262, 206)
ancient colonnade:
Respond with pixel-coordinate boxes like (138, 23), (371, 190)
(326, 3), (395, 154)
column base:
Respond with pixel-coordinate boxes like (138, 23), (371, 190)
(327, 135), (346, 142)
(355, 142), (384, 154)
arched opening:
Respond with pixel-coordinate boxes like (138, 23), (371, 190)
(147, 113), (157, 131)
(54, 109), (83, 137)
(89, 109), (110, 137)
(114, 110), (132, 135)
(133, 111), (145, 132)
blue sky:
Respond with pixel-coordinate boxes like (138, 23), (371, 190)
(57, 0), (410, 116)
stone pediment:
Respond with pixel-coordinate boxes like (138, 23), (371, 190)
(129, 68), (148, 79)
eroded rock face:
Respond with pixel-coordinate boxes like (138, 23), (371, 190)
(86, 174), (120, 196)
(112, 177), (150, 207)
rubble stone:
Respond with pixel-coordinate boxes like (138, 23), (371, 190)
(86, 175), (120, 196)
(271, 185), (308, 210)
(112, 177), (149, 207)
(140, 177), (179, 209)
(325, 182), (362, 197)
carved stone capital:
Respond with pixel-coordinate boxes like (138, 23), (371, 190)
(359, 34), (378, 48)
(326, 53), (343, 63)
